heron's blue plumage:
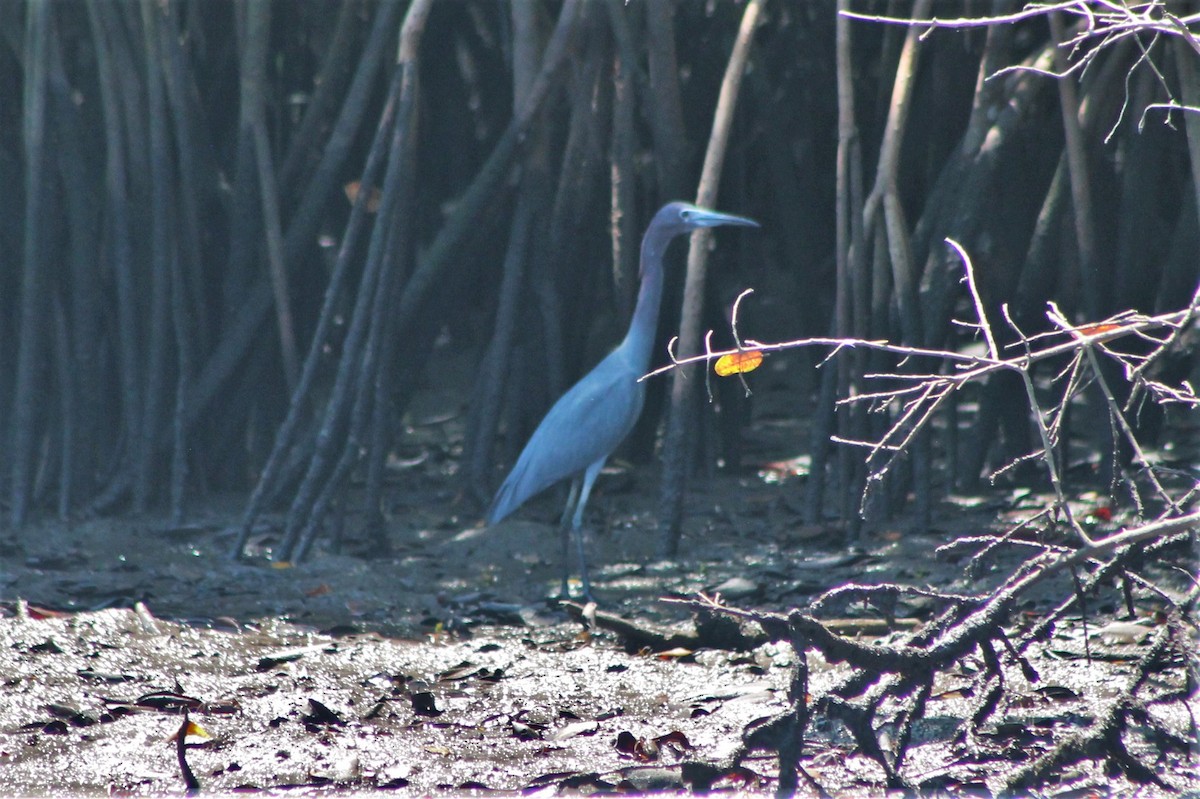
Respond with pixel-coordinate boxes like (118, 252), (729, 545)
(486, 202), (758, 597)
(487, 348), (645, 524)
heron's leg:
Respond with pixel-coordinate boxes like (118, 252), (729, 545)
(571, 459), (606, 602)
(558, 477), (582, 598)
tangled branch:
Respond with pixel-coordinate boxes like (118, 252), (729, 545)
(654, 235), (1198, 792)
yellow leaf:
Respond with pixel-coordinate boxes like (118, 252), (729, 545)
(714, 350), (763, 377)
(166, 719), (212, 743)
(185, 720), (212, 740)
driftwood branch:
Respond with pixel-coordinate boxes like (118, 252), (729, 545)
(667, 506), (1198, 790)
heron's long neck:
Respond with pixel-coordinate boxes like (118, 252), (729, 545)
(620, 231), (671, 371)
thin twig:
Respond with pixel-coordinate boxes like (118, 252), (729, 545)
(642, 306), (1193, 381)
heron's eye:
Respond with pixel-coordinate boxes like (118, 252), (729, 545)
(680, 210), (693, 222)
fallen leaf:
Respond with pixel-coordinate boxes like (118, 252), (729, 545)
(655, 647), (694, 660)
(615, 730), (660, 761)
(1096, 621), (1152, 643)
(302, 699), (345, 726)
(411, 691), (442, 717)
(28, 640), (64, 654)
(437, 662), (479, 682)
(654, 730), (692, 756)
(22, 603), (72, 620)
(1034, 685), (1080, 702)
(549, 720), (598, 741)
(510, 720), (544, 740)
(136, 691), (202, 713)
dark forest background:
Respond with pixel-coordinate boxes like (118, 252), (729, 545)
(1, 0), (1197, 556)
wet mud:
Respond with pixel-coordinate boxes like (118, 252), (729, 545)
(1, 384), (1196, 795)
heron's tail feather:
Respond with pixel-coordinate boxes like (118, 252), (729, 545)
(486, 451), (554, 526)
(486, 479), (518, 525)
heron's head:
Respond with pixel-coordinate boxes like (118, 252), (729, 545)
(653, 201), (760, 238)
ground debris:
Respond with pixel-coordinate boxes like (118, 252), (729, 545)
(2, 490), (1196, 795)
(0, 606), (786, 795)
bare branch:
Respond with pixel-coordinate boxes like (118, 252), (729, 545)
(642, 306), (1193, 382)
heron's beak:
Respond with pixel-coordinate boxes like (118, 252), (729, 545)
(693, 208), (760, 229)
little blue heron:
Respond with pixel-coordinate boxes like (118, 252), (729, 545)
(487, 201), (759, 599)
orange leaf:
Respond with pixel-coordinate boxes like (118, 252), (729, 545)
(343, 181), (382, 213)
(23, 604), (71, 620)
(1076, 323), (1120, 337)
(714, 350), (763, 377)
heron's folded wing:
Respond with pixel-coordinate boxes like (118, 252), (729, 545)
(487, 355), (645, 524)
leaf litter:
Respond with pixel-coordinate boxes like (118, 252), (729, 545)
(0, 454), (1196, 794)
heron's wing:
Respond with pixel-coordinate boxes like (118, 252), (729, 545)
(487, 354), (645, 524)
